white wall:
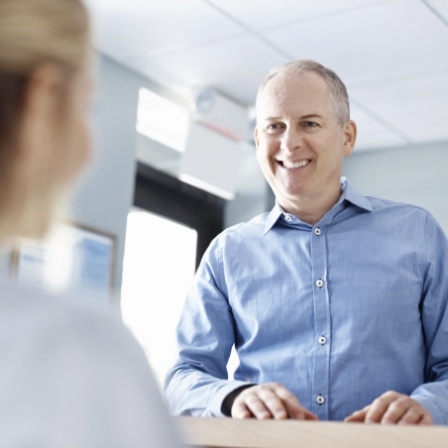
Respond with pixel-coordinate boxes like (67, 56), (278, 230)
(74, 54), (189, 303)
(343, 140), (448, 232)
(74, 54), (194, 303)
(224, 142), (269, 228)
(69, 54), (141, 304)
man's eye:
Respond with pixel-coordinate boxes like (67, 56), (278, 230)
(266, 123), (284, 132)
(303, 121), (318, 128)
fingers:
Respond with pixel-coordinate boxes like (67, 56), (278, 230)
(232, 386), (285, 419)
(345, 391), (433, 425)
(418, 412), (434, 426)
(344, 406), (369, 423)
(231, 383), (318, 421)
(365, 391), (398, 423)
(274, 384), (318, 421)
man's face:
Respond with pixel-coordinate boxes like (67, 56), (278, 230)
(254, 71), (355, 214)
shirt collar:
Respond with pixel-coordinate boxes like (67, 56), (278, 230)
(339, 176), (373, 212)
(263, 177), (373, 235)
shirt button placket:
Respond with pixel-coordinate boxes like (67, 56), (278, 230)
(311, 224), (329, 419)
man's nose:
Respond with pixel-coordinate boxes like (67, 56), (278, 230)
(280, 126), (302, 153)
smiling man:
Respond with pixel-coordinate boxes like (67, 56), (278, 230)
(254, 62), (356, 225)
(165, 60), (448, 425)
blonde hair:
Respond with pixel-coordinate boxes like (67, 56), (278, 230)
(0, 0), (89, 74)
(0, 0), (89, 239)
(256, 59), (350, 128)
(0, 0), (89, 143)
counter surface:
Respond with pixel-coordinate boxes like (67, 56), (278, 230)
(176, 416), (448, 448)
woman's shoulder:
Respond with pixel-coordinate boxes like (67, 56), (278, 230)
(0, 280), (184, 447)
(0, 280), (122, 337)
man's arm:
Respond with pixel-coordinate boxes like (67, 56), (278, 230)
(164, 239), (253, 417)
(164, 238), (317, 420)
(348, 212), (448, 425)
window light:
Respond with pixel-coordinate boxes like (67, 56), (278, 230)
(136, 87), (189, 153)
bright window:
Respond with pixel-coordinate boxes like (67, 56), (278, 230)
(121, 208), (197, 388)
(136, 88), (189, 153)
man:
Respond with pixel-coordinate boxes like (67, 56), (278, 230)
(164, 60), (448, 425)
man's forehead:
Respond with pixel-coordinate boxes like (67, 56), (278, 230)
(264, 71), (327, 96)
(257, 72), (331, 117)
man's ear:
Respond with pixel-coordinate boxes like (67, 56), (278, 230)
(342, 119), (357, 156)
(254, 125), (259, 149)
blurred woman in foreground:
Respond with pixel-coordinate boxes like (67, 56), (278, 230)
(0, 0), (183, 446)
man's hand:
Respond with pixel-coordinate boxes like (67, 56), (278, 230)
(344, 391), (433, 425)
(230, 382), (319, 420)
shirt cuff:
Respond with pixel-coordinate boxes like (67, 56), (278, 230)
(208, 380), (254, 417)
(412, 395), (447, 425)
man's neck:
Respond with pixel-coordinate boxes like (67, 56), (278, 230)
(279, 188), (343, 226)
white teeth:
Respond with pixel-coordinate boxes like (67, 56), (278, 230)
(282, 159), (310, 169)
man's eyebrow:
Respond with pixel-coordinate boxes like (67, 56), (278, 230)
(262, 113), (324, 121)
(263, 116), (282, 121)
(301, 113), (323, 120)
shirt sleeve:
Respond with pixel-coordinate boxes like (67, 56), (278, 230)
(164, 236), (253, 417)
(410, 212), (448, 425)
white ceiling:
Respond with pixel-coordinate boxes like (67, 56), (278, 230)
(84, 0), (448, 152)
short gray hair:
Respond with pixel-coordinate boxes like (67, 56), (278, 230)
(255, 59), (350, 128)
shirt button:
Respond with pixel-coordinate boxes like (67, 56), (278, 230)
(315, 279), (324, 288)
(316, 395), (325, 405)
(285, 215), (292, 222)
(314, 228), (321, 236)
(318, 336), (327, 345)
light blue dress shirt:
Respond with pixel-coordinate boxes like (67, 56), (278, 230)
(165, 178), (448, 424)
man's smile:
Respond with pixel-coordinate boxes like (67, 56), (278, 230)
(277, 159), (311, 169)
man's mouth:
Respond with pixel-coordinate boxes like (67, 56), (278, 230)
(278, 159), (311, 169)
